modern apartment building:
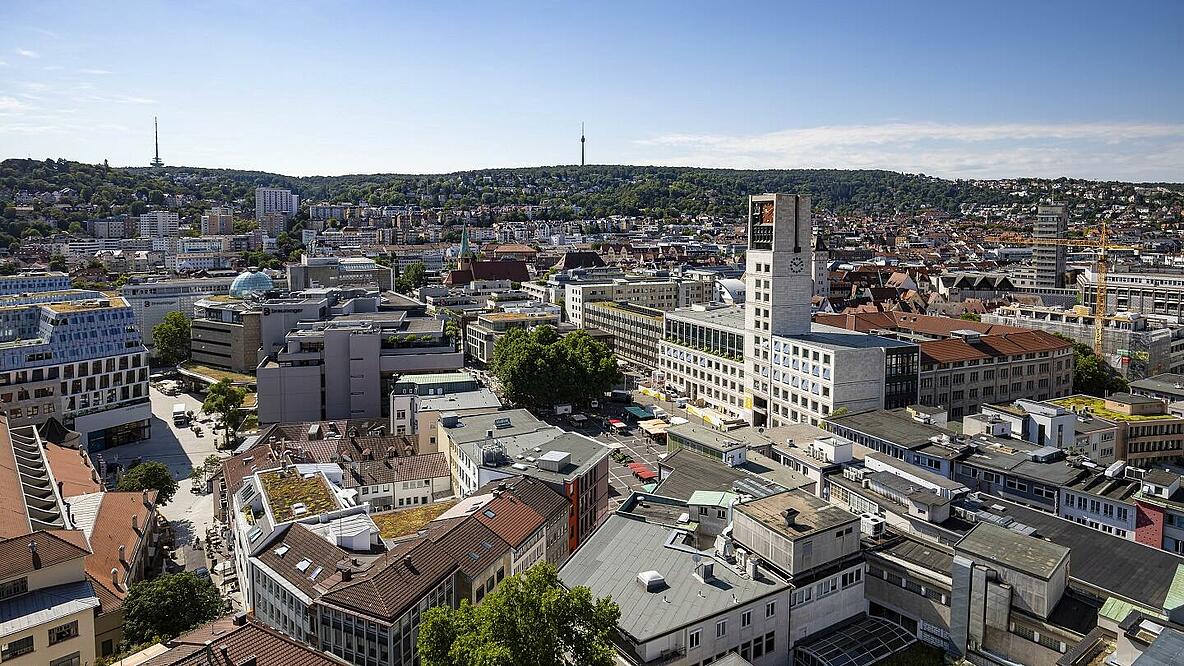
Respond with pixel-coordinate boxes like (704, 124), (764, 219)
(1032, 204), (1068, 289)
(0, 292), (150, 449)
(1049, 393), (1184, 465)
(581, 301), (664, 368)
(565, 277), (709, 328)
(255, 312), (462, 423)
(200, 206), (236, 236)
(255, 187), (300, 222)
(137, 210), (180, 239)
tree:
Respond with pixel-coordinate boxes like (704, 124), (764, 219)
(1054, 334), (1129, 397)
(490, 326), (617, 407)
(395, 261), (427, 293)
(116, 461), (178, 505)
(152, 311), (191, 367)
(48, 254), (67, 272)
(418, 563), (619, 666)
(959, 312), (981, 322)
(203, 379), (247, 448)
(121, 572), (226, 645)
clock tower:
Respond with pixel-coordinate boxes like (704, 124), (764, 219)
(743, 194), (814, 426)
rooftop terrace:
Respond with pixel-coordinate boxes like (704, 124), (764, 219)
(259, 470), (340, 523)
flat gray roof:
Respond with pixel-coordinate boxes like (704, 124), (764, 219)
(736, 489), (858, 540)
(827, 409), (952, 451)
(1130, 373), (1184, 397)
(666, 305), (746, 331)
(955, 522), (1069, 580)
(559, 514), (788, 643)
(781, 322), (918, 352)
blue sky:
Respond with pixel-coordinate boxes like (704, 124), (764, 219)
(2, 0), (1182, 180)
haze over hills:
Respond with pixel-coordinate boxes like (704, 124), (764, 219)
(4, 158), (1182, 225)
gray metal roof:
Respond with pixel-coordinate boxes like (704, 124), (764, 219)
(1134, 627), (1184, 666)
(0, 580), (99, 639)
(955, 522), (1069, 580)
(558, 514), (788, 643)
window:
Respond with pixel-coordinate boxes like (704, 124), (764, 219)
(716, 620), (727, 638)
(741, 610), (752, 628)
(1, 636), (33, 661)
(49, 620), (78, 645)
(766, 600), (776, 617)
(50, 653), (80, 666)
(689, 629), (701, 650)
(0, 578), (27, 601)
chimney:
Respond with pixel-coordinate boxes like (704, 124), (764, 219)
(131, 514), (139, 533)
(336, 563), (352, 582)
(237, 658), (258, 666)
(28, 541), (40, 569)
(119, 544), (127, 564)
(232, 612), (248, 626)
(220, 646), (230, 662)
(780, 508), (799, 527)
(56, 480), (64, 496)
(142, 489), (151, 508)
(111, 567), (120, 589)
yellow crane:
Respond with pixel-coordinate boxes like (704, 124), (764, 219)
(988, 220), (1134, 355)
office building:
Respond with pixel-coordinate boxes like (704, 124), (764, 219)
(136, 210), (179, 238)
(1079, 267), (1184, 319)
(200, 206), (236, 236)
(256, 312), (462, 423)
(565, 277), (709, 329)
(0, 293), (150, 449)
(658, 305), (748, 419)
(0, 271), (71, 295)
(1049, 393), (1184, 465)
(984, 303), (1184, 380)
(287, 255), (394, 292)
(465, 311), (561, 366)
(583, 301), (664, 368)
(1033, 204), (1068, 289)
(255, 187), (300, 222)
(119, 275), (238, 348)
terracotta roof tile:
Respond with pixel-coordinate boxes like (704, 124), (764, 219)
(317, 538), (457, 623)
(44, 443), (102, 498)
(144, 616), (343, 666)
(0, 530), (90, 580)
(919, 330), (1071, 364)
(255, 523), (349, 599)
(473, 494), (544, 548)
(84, 490), (157, 604)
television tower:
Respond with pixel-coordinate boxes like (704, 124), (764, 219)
(580, 122), (585, 167)
(150, 117), (164, 168)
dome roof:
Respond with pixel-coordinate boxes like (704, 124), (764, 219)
(229, 269), (273, 297)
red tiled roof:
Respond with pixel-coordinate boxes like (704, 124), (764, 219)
(317, 538), (457, 623)
(473, 493), (544, 548)
(44, 443), (102, 498)
(85, 490), (157, 606)
(0, 530), (90, 580)
(144, 616), (343, 666)
(919, 330), (1071, 364)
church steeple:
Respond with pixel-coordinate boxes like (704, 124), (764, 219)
(459, 225), (472, 257)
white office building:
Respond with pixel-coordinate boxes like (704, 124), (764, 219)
(137, 211), (180, 238)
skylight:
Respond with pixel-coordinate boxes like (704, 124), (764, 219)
(274, 545), (290, 557)
(296, 558), (312, 572)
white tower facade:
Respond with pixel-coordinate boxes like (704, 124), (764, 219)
(743, 193), (814, 425)
(813, 231), (830, 299)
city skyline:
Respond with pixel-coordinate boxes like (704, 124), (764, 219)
(1, 0), (1182, 181)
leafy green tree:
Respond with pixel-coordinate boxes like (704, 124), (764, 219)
(490, 326), (617, 407)
(418, 563), (619, 666)
(959, 312), (981, 322)
(1054, 334), (1128, 397)
(152, 311), (191, 366)
(48, 254), (68, 272)
(67, 221), (84, 234)
(202, 379), (247, 448)
(395, 261), (428, 293)
(121, 572), (225, 645)
(116, 461), (178, 505)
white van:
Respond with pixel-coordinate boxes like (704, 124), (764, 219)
(172, 404), (189, 426)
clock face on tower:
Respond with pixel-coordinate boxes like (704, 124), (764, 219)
(789, 256), (805, 273)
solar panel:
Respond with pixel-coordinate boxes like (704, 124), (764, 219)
(494, 418), (512, 429)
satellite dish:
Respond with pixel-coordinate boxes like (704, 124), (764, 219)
(691, 554), (701, 564)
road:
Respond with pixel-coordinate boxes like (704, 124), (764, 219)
(90, 387), (229, 560)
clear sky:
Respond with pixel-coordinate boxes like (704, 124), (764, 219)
(2, 0), (1182, 181)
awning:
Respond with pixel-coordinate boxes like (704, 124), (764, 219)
(625, 406), (651, 420)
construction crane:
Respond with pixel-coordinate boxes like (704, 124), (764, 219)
(987, 220), (1134, 356)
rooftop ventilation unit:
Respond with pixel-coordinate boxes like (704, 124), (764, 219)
(636, 570), (666, 592)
